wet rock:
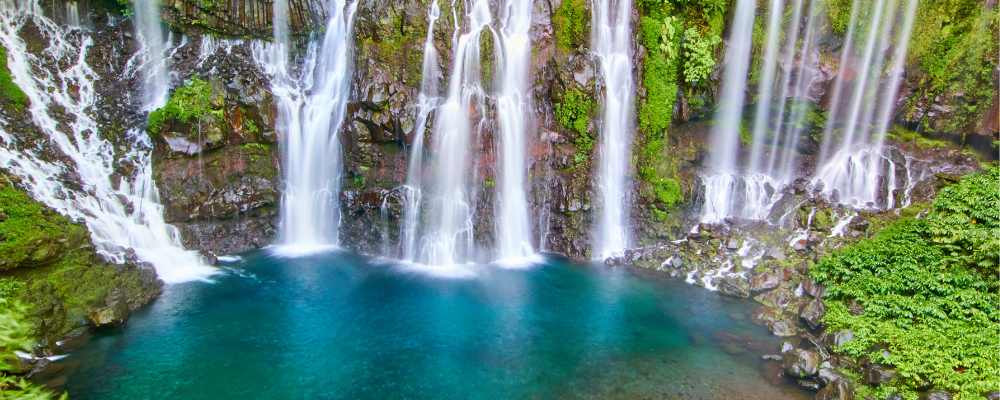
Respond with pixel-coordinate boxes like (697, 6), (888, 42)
(770, 319), (798, 336)
(717, 276), (750, 298)
(799, 333), (831, 360)
(198, 250), (219, 266)
(801, 278), (827, 298)
(87, 289), (129, 327)
(860, 363), (898, 385)
(756, 287), (798, 309)
(799, 299), (826, 329)
(762, 247), (786, 260)
(726, 238), (740, 249)
(749, 272), (780, 294)
(792, 239), (807, 251)
(783, 348), (821, 377)
(823, 329), (854, 348)
(919, 389), (953, 400)
(848, 299), (866, 315)
(816, 375), (856, 400)
(982, 391), (1000, 400)
(817, 368), (848, 386)
(670, 257), (684, 268)
(798, 379), (822, 391)
(887, 393), (905, 400)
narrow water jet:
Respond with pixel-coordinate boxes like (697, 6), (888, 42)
(401, 0), (441, 261)
(416, 0), (491, 265)
(257, 0), (358, 253)
(493, 0), (534, 261)
(592, 0), (634, 257)
(0, 0), (214, 283)
(700, 0), (755, 222)
(133, 0), (169, 107)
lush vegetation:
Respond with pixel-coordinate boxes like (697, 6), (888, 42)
(554, 89), (593, 140)
(553, 0), (589, 52)
(0, 45), (28, 109)
(0, 186), (88, 269)
(0, 299), (66, 399)
(147, 77), (222, 135)
(811, 166), (999, 399)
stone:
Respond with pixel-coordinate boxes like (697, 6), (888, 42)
(762, 247), (786, 260)
(919, 389), (953, 400)
(982, 391), (1000, 400)
(717, 276), (750, 298)
(799, 333), (831, 360)
(726, 238), (740, 250)
(756, 287), (798, 309)
(860, 363), (898, 385)
(770, 319), (798, 336)
(799, 299), (826, 329)
(815, 379), (855, 400)
(817, 368), (847, 386)
(783, 348), (821, 377)
(848, 299), (865, 315)
(801, 278), (827, 298)
(792, 239), (807, 251)
(886, 393), (905, 400)
(823, 329), (854, 348)
(798, 379), (822, 391)
(670, 257), (684, 268)
(749, 272), (780, 294)
(87, 289), (129, 327)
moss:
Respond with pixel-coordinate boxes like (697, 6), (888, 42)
(0, 45), (28, 109)
(147, 77), (222, 135)
(553, 0), (589, 52)
(554, 88), (593, 137)
(0, 186), (88, 270)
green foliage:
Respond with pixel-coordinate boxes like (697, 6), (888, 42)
(639, 13), (681, 136)
(811, 167), (1000, 398)
(0, 186), (88, 268)
(653, 178), (681, 206)
(681, 28), (720, 85)
(0, 46), (28, 109)
(553, 0), (589, 52)
(147, 77), (221, 135)
(0, 300), (66, 400)
(554, 89), (593, 136)
(825, 0), (854, 35)
(0, 280), (23, 302)
(906, 0), (998, 134)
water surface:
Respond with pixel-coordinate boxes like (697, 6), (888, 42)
(47, 250), (809, 399)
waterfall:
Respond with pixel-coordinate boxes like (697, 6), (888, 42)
(774, 1), (822, 181)
(700, 0), (755, 223)
(493, 0), (534, 261)
(256, 0), (358, 253)
(813, 0), (918, 208)
(133, 0), (169, 107)
(415, 0), (491, 265)
(401, 0), (441, 261)
(592, 0), (634, 258)
(0, 0), (215, 283)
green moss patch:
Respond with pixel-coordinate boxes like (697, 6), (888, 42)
(553, 0), (589, 52)
(148, 77), (222, 135)
(0, 45), (28, 109)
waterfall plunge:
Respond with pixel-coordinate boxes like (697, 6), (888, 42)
(413, 0), (491, 266)
(0, 0), (215, 283)
(592, 0), (634, 258)
(813, 0), (918, 209)
(493, 0), (534, 261)
(257, 0), (358, 254)
(700, 0), (755, 223)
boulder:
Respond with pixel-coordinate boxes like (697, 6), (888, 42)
(726, 238), (740, 250)
(823, 329), (855, 348)
(717, 277), (750, 298)
(919, 390), (953, 400)
(982, 391), (1000, 400)
(87, 290), (129, 327)
(798, 379), (822, 391)
(799, 333), (831, 360)
(860, 363), (899, 385)
(848, 299), (866, 315)
(799, 299), (826, 329)
(792, 239), (807, 251)
(887, 393), (905, 400)
(783, 348), (821, 377)
(770, 319), (798, 336)
(749, 272), (780, 294)
(756, 287), (798, 309)
(762, 247), (786, 260)
(801, 278), (827, 298)
(817, 368), (848, 386)
(815, 379), (855, 400)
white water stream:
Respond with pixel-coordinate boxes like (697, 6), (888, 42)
(256, 0), (358, 254)
(0, 0), (215, 283)
(493, 0), (534, 261)
(592, 0), (634, 258)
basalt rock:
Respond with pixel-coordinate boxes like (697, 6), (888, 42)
(749, 272), (780, 294)
(799, 299), (826, 329)
(919, 389), (954, 400)
(860, 363), (899, 386)
(783, 348), (821, 377)
(717, 276), (750, 298)
(815, 379), (855, 400)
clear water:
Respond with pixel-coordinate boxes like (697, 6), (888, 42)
(47, 252), (810, 400)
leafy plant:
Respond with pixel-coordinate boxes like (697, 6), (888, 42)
(681, 28), (720, 85)
(147, 77), (222, 135)
(554, 89), (592, 136)
(553, 0), (589, 52)
(811, 167), (1000, 398)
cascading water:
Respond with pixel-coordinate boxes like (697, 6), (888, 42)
(401, 0), (441, 261)
(133, 0), (169, 107)
(700, 0), (755, 223)
(813, 0), (918, 209)
(256, 0), (358, 253)
(592, 0), (634, 257)
(0, 0), (215, 283)
(415, 0), (491, 266)
(493, 0), (534, 261)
